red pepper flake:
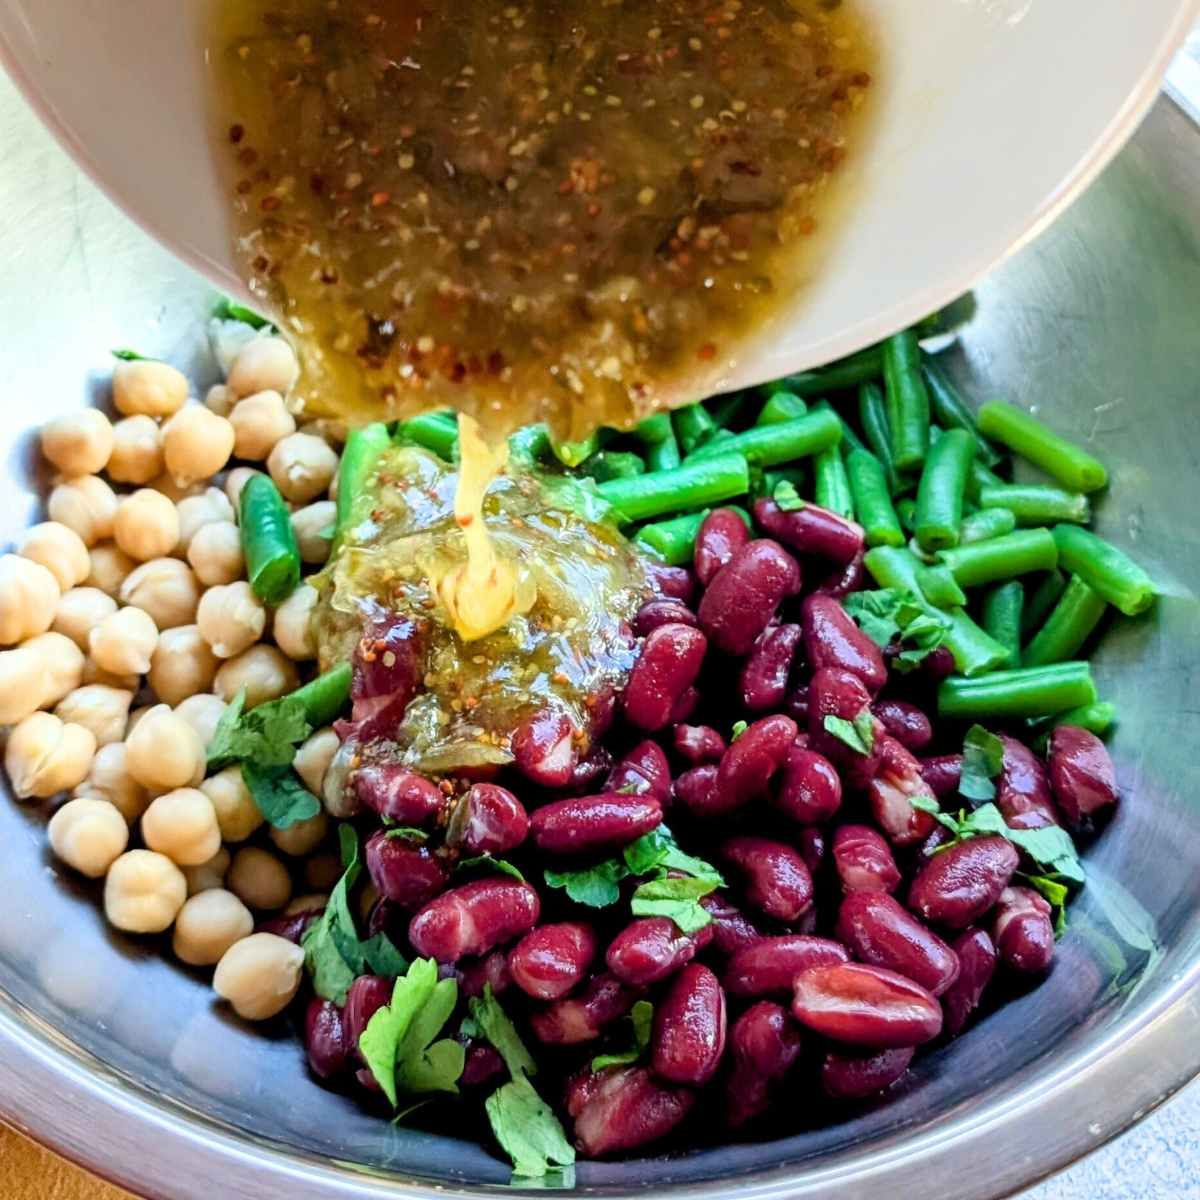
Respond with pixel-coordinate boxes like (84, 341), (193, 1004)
(229, 123), (245, 144)
(697, 342), (717, 360)
(371, 190), (391, 206)
(457, 513), (474, 527)
(261, 194), (281, 212)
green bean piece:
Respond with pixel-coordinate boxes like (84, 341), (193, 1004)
(812, 399), (867, 454)
(846, 449), (904, 548)
(1051, 524), (1157, 616)
(334, 422), (390, 548)
(978, 400), (1108, 493)
(762, 466), (807, 496)
(1022, 574), (1108, 667)
(938, 661), (1097, 721)
(597, 452), (750, 524)
(673, 404), (718, 454)
(507, 423), (551, 463)
(937, 528), (1059, 589)
(581, 450), (646, 483)
(708, 392), (747, 429)
(857, 382), (901, 494)
(757, 392), (809, 426)
(1022, 569), (1068, 635)
(941, 608), (1012, 677)
(688, 408), (841, 468)
(814, 447), (854, 519)
(863, 544), (926, 595)
(896, 498), (917, 533)
(979, 483), (1090, 526)
(634, 413), (673, 446)
(982, 581), (1025, 669)
(960, 506), (1017, 545)
(913, 428), (974, 551)
(883, 330), (931, 471)
(633, 510), (709, 565)
(917, 564), (967, 609)
(921, 360), (1003, 467)
(1038, 700), (1118, 738)
(399, 412), (459, 460)
(286, 662), (353, 727)
(762, 344), (885, 398)
(907, 536), (938, 565)
(239, 474), (301, 605)
(965, 459), (1005, 503)
(550, 431), (600, 468)
(645, 432), (681, 472)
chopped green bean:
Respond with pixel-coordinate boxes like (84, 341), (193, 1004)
(937, 528), (1059, 589)
(896, 498), (917, 533)
(762, 344), (884, 398)
(1036, 700), (1118, 738)
(334, 422), (390, 548)
(508, 423), (550, 463)
(708, 392), (747, 429)
(917, 564), (967, 609)
(1051, 524), (1156, 616)
(982, 581), (1025, 669)
(757, 392), (809, 426)
(938, 661), (1097, 721)
(921, 360), (1003, 468)
(814, 447), (853, 519)
(763, 466), (807, 496)
(597, 452), (749, 524)
(582, 450), (645, 483)
(634, 510), (709, 565)
(399, 412), (459, 459)
(550, 431), (599, 468)
(812, 399), (867, 454)
(239, 474), (301, 604)
(941, 608), (1012, 677)
(634, 413), (673, 445)
(1022, 570), (1068, 635)
(846, 449), (904, 547)
(978, 400), (1108, 493)
(645, 432), (681, 472)
(965, 459), (1005, 503)
(979, 483), (1090, 526)
(883, 330), (931, 471)
(688, 408), (841, 468)
(858, 382), (901, 494)
(673, 404), (718, 454)
(914, 428), (974, 551)
(960, 507), (1017, 545)
(286, 663), (352, 727)
(1022, 574), (1108, 667)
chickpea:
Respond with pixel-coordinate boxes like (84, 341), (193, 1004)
(19, 521), (90, 591)
(273, 584), (318, 661)
(183, 846), (231, 895)
(86, 543), (136, 598)
(148, 624), (219, 706)
(47, 797), (129, 878)
(187, 520), (244, 586)
(47, 475), (119, 546)
(141, 787), (222, 867)
(172, 889), (254, 966)
(125, 704), (205, 793)
(162, 406), (236, 486)
(40, 409), (115, 477)
(327, 469), (339, 504)
(291, 729), (337, 803)
(0, 554), (60, 644)
(112, 359), (188, 418)
(299, 418), (346, 446)
(120, 558), (200, 630)
(213, 931), (304, 1021)
(53, 587), (118, 650)
(148, 472), (206, 504)
(223, 466), (264, 511)
(304, 852), (343, 891)
(286, 892), (329, 915)
(201, 766), (264, 843)
(227, 846), (292, 911)
(74, 742), (148, 823)
(5, 712), (96, 799)
(176, 488), (235, 553)
(89, 605), (158, 676)
(290, 501), (336, 565)
(125, 704), (153, 735)
(196, 580), (266, 660)
(229, 390), (297, 461)
(205, 383), (236, 417)
(104, 849), (187, 933)
(173, 693), (227, 751)
(114, 489), (180, 561)
(267, 433), (338, 505)
(54, 684), (133, 747)
(108, 415), (164, 485)
(227, 336), (298, 399)
(214, 645), (298, 708)
(269, 809), (328, 857)
(0, 632), (85, 723)
(80, 658), (139, 691)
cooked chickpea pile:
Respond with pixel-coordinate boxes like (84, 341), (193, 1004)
(4, 332), (343, 1022)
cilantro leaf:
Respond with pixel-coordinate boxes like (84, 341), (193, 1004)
(1022, 873), (1071, 936)
(772, 479), (806, 512)
(207, 689), (312, 773)
(843, 588), (947, 672)
(214, 295), (275, 331)
(630, 875), (718, 934)
(457, 855), (526, 882)
(361, 933), (410, 978)
(823, 711), (875, 756)
(959, 725), (1004, 803)
(622, 826), (724, 885)
(544, 859), (629, 907)
(111, 348), (151, 361)
(241, 762), (320, 829)
(730, 719), (749, 741)
(591, 999), (654, 1071)
(469, 985), (538, 1078)
(485, 1074), (576, 1180)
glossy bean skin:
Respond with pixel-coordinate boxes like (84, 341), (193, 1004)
(908, 836), (1020, 929)
(700, 892), (763, 956)
(508, 922), (597, 1000)
(773, 743), (842, 825)
(408, 879), (541, 964)
(646, 562), (696, 604)
(724, 1001), (804, 1128)
(530, 793), (662, 855)
(723, 934), (850, 997)
(695, 507), (751, 585)
(837, 892), (959, 996)
(460, 1042), (505, 1088)
(669, 686), (700, 724)
(993, 887), (1056, 974)
(722, 836), (814, 923)
(753, 497), (864, 566)
(817, 547), (867, 598)
(511, 708), (579, 788)
(920, 754), (963, 798)
(344, 974), (392, 1054)
(792, 963), (944, 1048)
(529, 972), (637, 1045)
(785, 683), (810, 724)
(942, 927), (998, 1036)
(624, 622), (708, 733)
(569, 747), (614, 792)
(673, 723), (726, 766)
(872, 699), (933, 752)
(802, 594), (887, 693)
(832, 824), (901, 894)
(365, 830), (449, 909)
(740, 623), (801, 712)
(349, 612), (426, 740)
(821, 1046), (914, 1100)
(868, 735), (939, 846)
(456, 949), (513, 998)
(698, 540), (801, 655)
(608, 740), (672, 804)
(258, 907), (321, 944)
(997, 734), (1060, 830)
(606, 916), (711, 987)
(674, 764), (718, 814)
(354, 764), (445, 826)
(798, 827), (826, 873)
(807, 668), (881, 786)
(699, 714), (797, 817)
(634, 597), (698, 637)
(1047, 726), (1118, 827)
(567, 1066), (695, 1157)
(305, 998), (350, 1079)
(461, 783), (529, 855)
(651, 964), (727, 1086)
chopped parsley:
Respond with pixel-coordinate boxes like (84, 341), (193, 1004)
(958, 724), (1005, 803)
(591, 1000), (654, 1072)
(843, 587), (947, 672)
(822, 710), (876, 756)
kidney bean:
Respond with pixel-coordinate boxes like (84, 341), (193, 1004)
(725, 1001), (804, 1128)
(408, 879), (540, 964)
(354, 764), (445, 826)
(724, 935), (850, 997)
(773, 743), (841, 825)
(921, 643), (959, 682)
(798, 826), (826, 873)
(672, 724), (726, 766)
(456, 949), (513, 998)
(817, 546), (868, 598)
(920, 754), (963, 799)
(872, 699), (933, 752)
(365, 830), (449, 910)
(807, 668), (881, 787)
(752, 497), (864, 565)
(305, 998), (350, 1079)
(869, 735), (938, 846)
(634, 597), (698, 637)
(908, 836), (1019, 929)
(531, 793), (662, 855)
(837, 892), (959, 996)
(821, 1045), (914, 1100)
(1048, 726), (1118, 827)
(694, 507), (751, 585)
(344, 975), (392, 1056)
(785, 684), (810, 724)
(567, 1066), (695, 1157)
(509, 922), (596, 1000)
(646, 562), (696, 604)
(669, 686), (700, 724)
(993, 886), (1056, 974)
(942, 927), (998, 1036)
(740, 623), (802, 712)
(529, 972), (637, 1045)
(698, 540), (801, 655)
(698, 714), (797, 817)
(997, 734), (1059, 830)
(587, 684), (619, 741)
(607, 740), (672, 804)
(802, 594), (887, 693)
(722, 836), (814, 923)
(511, 707), (579, 788)
(700, 892), (763, 956)
(624, 623), (708, 732)
(606, 916), (710, 987)
(460, 784), (529, 855)
(792, 962), (943, 1047)
(650, 963), (727, 1086)
(569, 746), (614, 791)
(832, 825), (901, 894)
(349, 611), (427, 740)
(258, 907), (321, 944)
(675, 763), (718, 814)
(460, 1042), (505, 1088)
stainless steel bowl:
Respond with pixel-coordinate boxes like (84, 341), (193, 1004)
(1, 72), (1199, 1200)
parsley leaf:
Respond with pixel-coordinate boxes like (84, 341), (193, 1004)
(843, 588), (947, 672)
(384, 826), (429, 841)
(1022, 873), (1071, 936)
(772, 479), (806, 512)
(241, 762), (320, 829)
(730, 719), (749, 741)
(111, 348), (151, 361)
(457, 855), (526, 882)
(630, 875), (718, 934)
(214, 295), (275, 331)
(959, 725), (1005, 803)
(469, 984), (537, 1078)
(822, 712), (876, 756)
(207, 689), (312, 773)
(591, 1000), (654, 1072)
(544, 859), (629, 908)
(485, 1075), (577, 1180)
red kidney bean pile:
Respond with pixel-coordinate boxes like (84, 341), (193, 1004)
(299, 501), (1119, 1163)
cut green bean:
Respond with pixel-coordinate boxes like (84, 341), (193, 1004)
(762, 344), (884, 398)
(763, 466), (807, 496)
(883, 330), (931, 471)
(285, 662), (352, 728)
(239, 474), (301, 605)
(937, 528), (1059, 589)
(1051, 524), (1156, 616)
(644, 431), (681, 472)
(1037, 700), (1118, 738)
(1022, 574), (1108, 667)
(814, 447), (853, 519)
(688, 408), (841, 468)
(965, 459), (1005, 503)
(960, 506), (1017, 545)
(917, 564), (967, 609)
(921, 360), (1003, 468)
(334, 421), (390, 548)
(914, 428), (974, 551)
(857, 382), (901, 494)
(938, 661), (1097, 721)
(1022, 569), (1068, 635)
(846, 449), (904, 547)
(979, 483), (1090, 526)
(550, 431), (599, 468)
(941, 608), (1012, 677)
(508, 423), (550, 463)
(978, 400), (1108, 493)
(399, 412), (459, 459)
(982, 581), (1025, 669)
(633, 510), (709, 565)
(896, 498), (917, 534)
(673, 404), (718, 454)
(757, 392), (809, 426)
(633, 413), (673, 445)
(812, 399), (867, 454)
(582, 450), (645, 483)
(597, 452), (749, 524)
(708, 392), (747, 429)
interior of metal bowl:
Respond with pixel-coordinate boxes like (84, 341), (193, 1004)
(0, 76), (1199, 1200)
